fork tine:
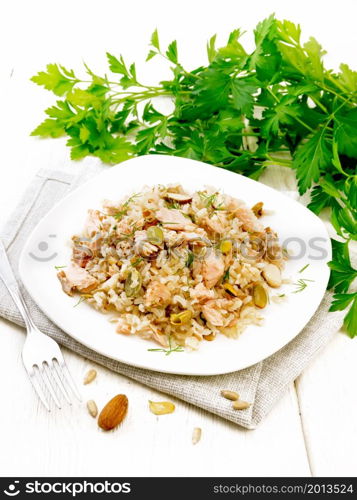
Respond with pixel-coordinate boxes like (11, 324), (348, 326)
(54, 358), (82, 401)
(28, 370), (50, 412)
(40, 363), (62, 409)
(49, 361), (72, 405)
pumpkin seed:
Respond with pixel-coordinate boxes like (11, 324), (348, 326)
(253, 284), (268, 309)
(83, 369), (97, 385)
(87, 400), (98, 418)
(232, 400), (251, 410)
(170, 310), (192, 325)
(251, 201), (264, 217)
(149, 400), (175, 415)
(125, 269), (142, 297)
(223, 283), (240, 297)
(192, 427), (202, 445)
(146, 225), (164, 245)
(221, 390), (239, 401)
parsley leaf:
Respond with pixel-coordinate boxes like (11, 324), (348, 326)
(294, 129), (331, 194)
(31, 64), (78, 96)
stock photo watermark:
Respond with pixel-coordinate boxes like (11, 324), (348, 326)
(28, 232), (329, 265)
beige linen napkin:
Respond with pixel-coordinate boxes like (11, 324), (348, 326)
(0, 168), (346, 428)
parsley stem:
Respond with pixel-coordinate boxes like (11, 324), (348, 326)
(264, 160), (293, 168)
(309, 96), (329, 114)
(321, 83), (353, 106)
(293, 116), (315, 133)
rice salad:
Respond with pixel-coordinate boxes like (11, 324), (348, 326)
(57, 184), (285, 351)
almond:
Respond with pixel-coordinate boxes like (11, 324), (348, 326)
(98, 394), (128, 431)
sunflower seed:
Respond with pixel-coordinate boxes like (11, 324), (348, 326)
(232, 400), (251, 410)
(83, 369), (97, 385)
(192, 427), (202, 445)
(221, 390), (239, 401)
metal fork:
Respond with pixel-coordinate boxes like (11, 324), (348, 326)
(0, 240), (81, 411)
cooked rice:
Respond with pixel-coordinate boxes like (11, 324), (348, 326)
(57, 184), (285, 350)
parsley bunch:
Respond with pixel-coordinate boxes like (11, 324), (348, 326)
(31, 15), (357, 336)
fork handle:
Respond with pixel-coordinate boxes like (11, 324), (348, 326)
(0, 240), (36, 331)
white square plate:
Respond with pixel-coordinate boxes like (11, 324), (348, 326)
(19, 155), (331, 375)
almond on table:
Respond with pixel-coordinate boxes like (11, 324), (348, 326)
(98, 394), (128, 431)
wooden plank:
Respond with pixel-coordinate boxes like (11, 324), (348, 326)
(296, 333), (357, 477)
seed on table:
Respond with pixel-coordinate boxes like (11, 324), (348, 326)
(83, 369), (97, 385)
(221, 390), (239, 401)
(192, 427), (202, 445)
(232, 400), (251, 410)
(87, 400), (98, 418)
(149, 400), (175, 415)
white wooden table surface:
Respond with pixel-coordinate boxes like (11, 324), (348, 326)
(1, 0), (356, 477)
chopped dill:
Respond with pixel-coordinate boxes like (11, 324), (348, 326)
(131, 257), (143, 267)
(73, 296), (89, 307)
(166, 201), (181, 210)
(198, 191), (218, 207)
(298, 263), (310, 273)
(114, 192), (142, 220)
(222, 267), (230, 282)
(292, 278), (315, 293)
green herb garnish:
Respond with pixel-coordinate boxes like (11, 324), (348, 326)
(54, 265), (67, 270)
(298, 263), (310, 273)
(114, 193), (142, 220)
(222, 267), (230, 282)
(292, 278), (315, 293)
(166, 201), (181, 210)
(73, 296), (89, 307)
(118, 222), (140, 240)
(185, 251), (194, 268)
(198, 191), (219, 209)
(131, 257), (143, 267)
(148, 336), (184, 356)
